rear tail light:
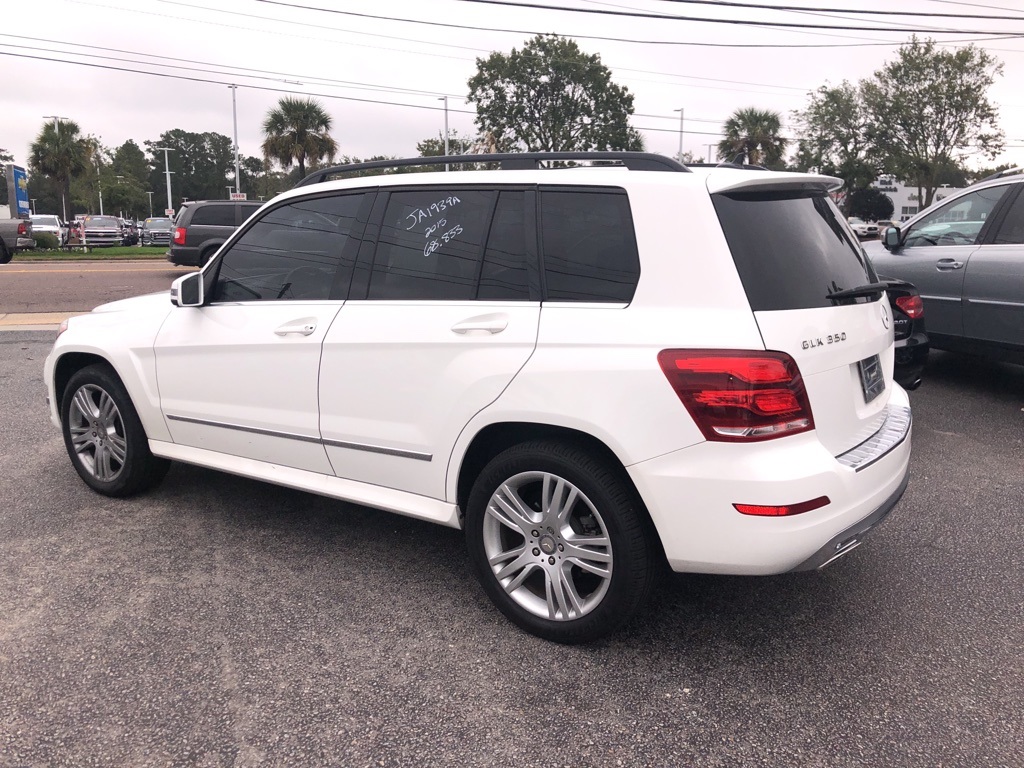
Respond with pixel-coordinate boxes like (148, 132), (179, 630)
(657, 349), (814, 442)
(734, 496), (830, 517)
(895, 294), (924, 319)
(173, 227), (186, 245)
(17, 221), (29, 236)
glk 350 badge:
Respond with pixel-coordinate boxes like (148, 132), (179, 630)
(802, 332), (847, 350)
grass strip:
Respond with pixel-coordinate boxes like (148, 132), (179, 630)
(14, 247), (169, 261)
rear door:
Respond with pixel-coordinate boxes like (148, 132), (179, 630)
(709, 174), (896, 456)
(318, 185), (540, 501)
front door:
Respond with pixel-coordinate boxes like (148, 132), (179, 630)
(155, 191), (373, 473)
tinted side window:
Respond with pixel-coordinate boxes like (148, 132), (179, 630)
(540, 190), (640, 302)
(903, 185), (1007, 248)
(713, 191), (876, 311)
(239, 204), (262, 222)
(189, 205), (236, 227)
(479, 191), (530, 300)
(213, 193), (367, 302)
(368, 189), (495, 300)
(990, 188), (1024, 245)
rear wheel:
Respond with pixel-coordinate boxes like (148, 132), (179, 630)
(465, 440), (658, 643)
(0, 239), (11, 264)
(60, 364), (170, 497)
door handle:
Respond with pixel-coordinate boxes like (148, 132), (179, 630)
(275, 320), (317, 336)
(935, 259), (964, 271)
(451, 315), (509, 335)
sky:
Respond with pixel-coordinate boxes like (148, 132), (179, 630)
(3, 0), (1024, 185)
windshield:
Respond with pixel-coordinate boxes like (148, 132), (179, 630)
(31, 216), (61, 227)
(145, 218), (173, 230)
(83, 216), (120, 228)
(713, 190), (878, 311)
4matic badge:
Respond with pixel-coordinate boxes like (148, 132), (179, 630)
(802, 332), (847, 350)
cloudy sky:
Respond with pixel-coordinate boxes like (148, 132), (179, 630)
(3, 0), (1024, 177)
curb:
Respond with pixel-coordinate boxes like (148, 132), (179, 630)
(0, 312), (80, 331)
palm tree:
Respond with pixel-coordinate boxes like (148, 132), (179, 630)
(261, 97), (338, 179)
(29, 119), (87, 222)
(716, 108), (789, 168)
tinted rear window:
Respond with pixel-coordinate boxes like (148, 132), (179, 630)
(712, 191), (877, 311)
(189, 205), (236, 227)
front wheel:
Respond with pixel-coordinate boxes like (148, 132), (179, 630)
(60, 364), (170, 497)
(465, 440), (658, 643)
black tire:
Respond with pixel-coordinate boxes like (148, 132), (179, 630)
(60, 363), (170, 497)
(0, 239), (11, 264)
(465, 440), (658, 644)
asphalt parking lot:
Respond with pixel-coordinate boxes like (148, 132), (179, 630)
(1, 332), (1021, 767)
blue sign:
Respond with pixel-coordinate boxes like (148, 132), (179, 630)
(12, 166), (30, 218)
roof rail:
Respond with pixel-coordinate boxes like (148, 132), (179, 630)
(684, 161), (770, 172)
(295, 151), (690, 187)
(973, 166), (1024, 185)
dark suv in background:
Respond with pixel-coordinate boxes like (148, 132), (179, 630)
(168, 200), (262, 266)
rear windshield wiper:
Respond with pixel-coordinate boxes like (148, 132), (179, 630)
(826, 281), (889, 302)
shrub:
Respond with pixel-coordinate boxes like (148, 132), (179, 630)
(33, 232), (60, 250)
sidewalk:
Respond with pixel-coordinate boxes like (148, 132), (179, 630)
(0, 312), (79, 331)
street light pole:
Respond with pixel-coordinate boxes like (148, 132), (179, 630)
(674, 107), (685, 161)
(229, 85), (241, 194)
(30, 198), (37, 215)
(146, 191), (154, 218)
(155, 147), (175, 213)
(703, 143), (714, 163)
(43, 115), (70, 221)
(437, 96), (449, 171)
(98, 176), (104, 215)
(226, 186), (234, 199)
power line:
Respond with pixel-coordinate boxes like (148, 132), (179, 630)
(0, 49), (747, 141)
(647, 0), (1024, 21)
(450, 0), (1024, 34)
(0, 34), (467, 99)
(251, 0), (1018, 49)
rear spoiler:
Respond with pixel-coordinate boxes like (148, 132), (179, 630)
(706, 172), (843, 195)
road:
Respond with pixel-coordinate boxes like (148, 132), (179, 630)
(0, 261), (193, 314)
(1, 331), (1022, 767)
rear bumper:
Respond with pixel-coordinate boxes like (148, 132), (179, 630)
(790, 469), (908, 570)
(167, 246), (201, 266)
(627, 394), (912, 575)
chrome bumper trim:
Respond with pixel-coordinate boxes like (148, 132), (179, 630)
(836, 405), (912, 472)
(166, 414), (432, 461)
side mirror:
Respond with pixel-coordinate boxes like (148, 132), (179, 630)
(170, 272), (204, 307)
(882, 226), (901, 251)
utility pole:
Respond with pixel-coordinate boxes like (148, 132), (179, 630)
(674, 107), (685, 161)
(155, 147), (175, 213)
(229, 85), (241, 194)
(438, 96), (449, 171)
(43, 115), (70, 221)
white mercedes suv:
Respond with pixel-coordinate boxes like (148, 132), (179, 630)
(45, 152), (912, 643)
